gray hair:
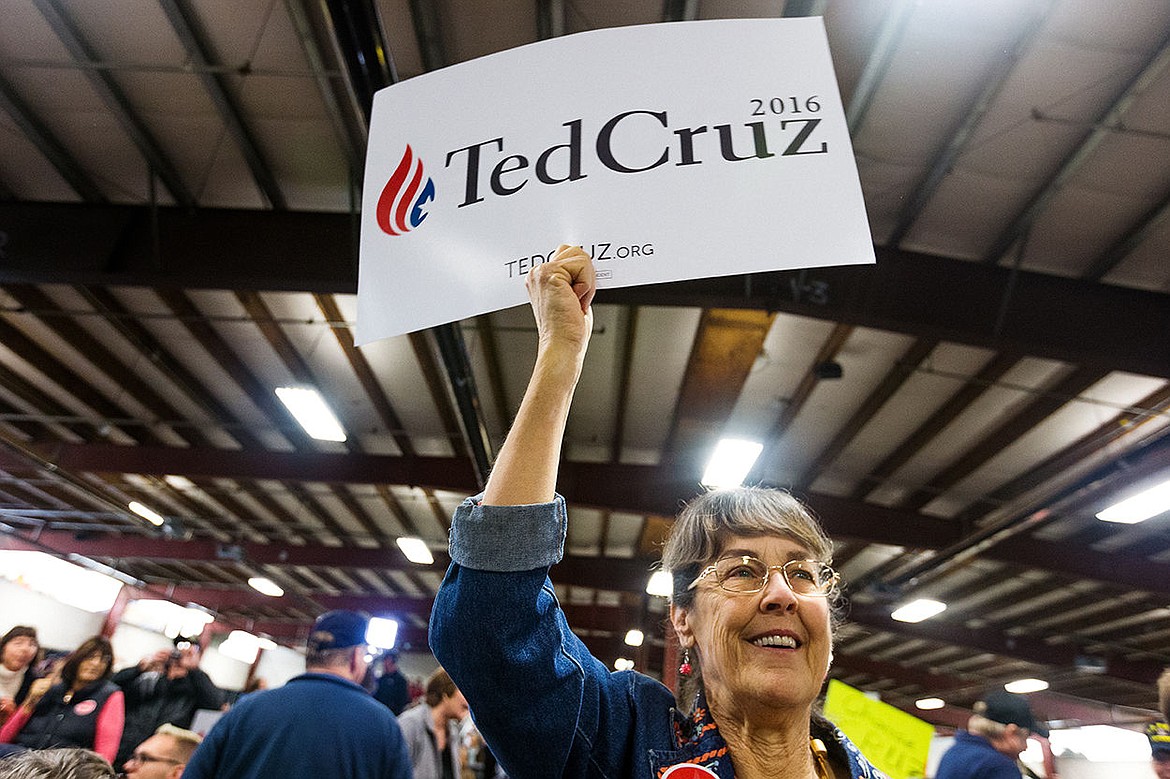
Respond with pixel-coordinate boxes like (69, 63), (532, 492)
(0, 748), (115, 779)
(968, 712), (1009, 740)
(661, 486), (835, 609)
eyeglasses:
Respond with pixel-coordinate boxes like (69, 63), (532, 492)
(125, 752), (182, 766)
(687, 555), (839, 596)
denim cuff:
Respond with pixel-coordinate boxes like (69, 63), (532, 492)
(448, 493), (567, 571)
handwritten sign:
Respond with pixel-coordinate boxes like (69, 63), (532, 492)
(823, 680), (934, 779)
(357, 18), (873, 343)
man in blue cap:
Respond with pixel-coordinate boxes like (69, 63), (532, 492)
(936, 691), (1046, 779)
(184, 610), (411, 779)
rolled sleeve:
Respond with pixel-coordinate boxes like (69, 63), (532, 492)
(448, 493), (567, 571)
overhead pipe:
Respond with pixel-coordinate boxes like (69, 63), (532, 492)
(320, 0), (495, 485)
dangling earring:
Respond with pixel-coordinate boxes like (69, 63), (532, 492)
(678, 647), (693, 677)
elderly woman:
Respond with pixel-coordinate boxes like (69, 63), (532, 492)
(431, 247), (885, 779)
(0, 627), (41, 726)
(0, 637), (124, 763)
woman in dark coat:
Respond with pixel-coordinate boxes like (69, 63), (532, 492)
(0, 636), (124, 763)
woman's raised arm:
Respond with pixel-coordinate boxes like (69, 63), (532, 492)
(482, 245), (595, 507)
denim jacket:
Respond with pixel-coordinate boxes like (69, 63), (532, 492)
(431, 494), (889, 779)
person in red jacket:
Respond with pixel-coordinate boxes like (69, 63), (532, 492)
(0, 636), (124, 763)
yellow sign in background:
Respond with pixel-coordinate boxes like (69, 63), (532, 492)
(823, 679), (935, 779)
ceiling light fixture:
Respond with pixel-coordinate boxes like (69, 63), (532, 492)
(646, 570), (673, 597)
(701, 439), (764, 489)
(1004, 678), (1049, 694)
(396, 537), (434, 565)
(614, 658), (635, 671)
(915, 697), (945, 710)
(247, 576), (284, 597)
(891, 598), (947, 623)
(624, 629), (644, 647)
(366, 617), (399, 650)
(1096, 477), (1170, 524)
(128, 501), (165, 527)
(275, 387), (347, 442)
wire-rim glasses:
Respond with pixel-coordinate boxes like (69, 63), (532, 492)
(125, 752), (183, 766)
(687, 555), (839, 596)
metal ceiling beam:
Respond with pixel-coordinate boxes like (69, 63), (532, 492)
(319, 0), (493, 485)
(283, 0), (368, 176)
(0, 73), (107, 202)
(3, 203), (1166, 379)
(981, 29), (1170, 265)
(886, 3), (1049, 248)
(845, 0), (916, 136)
(157, 0), (287, 209)
(847, 603), (1164, 687)
(537, 0), (566, 38)
(14, 446), (1170, 595)
(29, 0), (195, 208)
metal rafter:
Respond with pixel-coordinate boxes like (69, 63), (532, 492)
(29, 0), (195, 207)
(0, 72), (106, 202)
(981, 29), (1170, 265)
(156, 0), (287, 209)
(748, 322), (853, 484)
(661, 309), (776, 475)
(4, 204), (1169, 379)
(885, 4), (1050, 247)
(16, 466), (1170, 597)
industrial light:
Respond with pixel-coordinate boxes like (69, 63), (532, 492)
(219, 630), (264, 664)
(701, 439), (763, 489)
(0, 551), (124, 613)
(129, 501), (165, 526)
(275, 387), (347, 442)
(1096, 477), (1170, 524)
(247, 576), (284, 597)
(1004, 678), (1049, 694)
(624, 629), (644, 647)
(396, 537), (434, 565)
(614, 658), (635, 671)
(891, 598), (947, 623)
(366, 617), (399, 650)
(164, 475), (196, 491)
(646, 570), (673, 597)
(915, 697), (945, 710)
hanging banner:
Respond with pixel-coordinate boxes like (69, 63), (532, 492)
(357, 18), (873, 343)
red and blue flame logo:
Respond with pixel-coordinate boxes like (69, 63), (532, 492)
(376, 145), (435, 236)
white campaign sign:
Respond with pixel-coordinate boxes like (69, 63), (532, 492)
(357, 18), (873, 344)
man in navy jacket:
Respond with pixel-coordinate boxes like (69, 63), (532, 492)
(935, 691), (1045, 779)
(184, 611), (411, 779)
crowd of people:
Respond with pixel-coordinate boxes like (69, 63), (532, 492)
(2, 250), (1169, 779)
(0, 618), (494, 779)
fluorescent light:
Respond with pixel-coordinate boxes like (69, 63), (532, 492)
(0, 551), (123, 613)
(891, 598), (947, 623)
(366, 617), (398, 650)
(701, 439), (763, 489)
(1005, 678), (1049, 694)
(275, 387), (347, 442)
(396, 537), (434, 565)
(624, 629), (644, 647)
(219, 630), (262, 664)
(915, 697), (945, 710)
(129, 501), (165, 526)
(1096, 477), (1170, 524)
(164, 475), (196, 491)
(614, 658), (635, 671)
(247, 576), (284, 597)
(646, 570), (673, 597)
